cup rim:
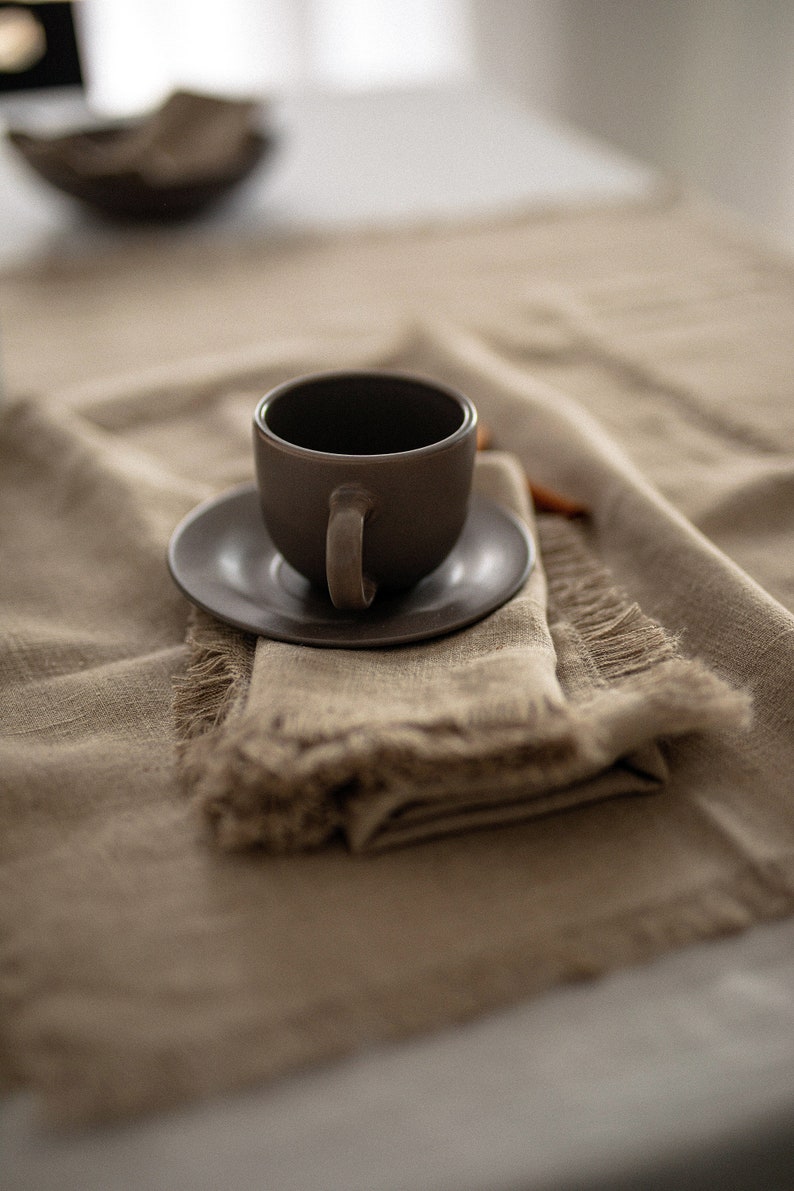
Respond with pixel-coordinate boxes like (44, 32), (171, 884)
(253, 369), (477, 461)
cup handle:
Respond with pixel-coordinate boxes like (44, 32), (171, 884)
(326, 485), (377, 610)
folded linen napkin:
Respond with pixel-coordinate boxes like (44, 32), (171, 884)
(175, 452), (749, 853)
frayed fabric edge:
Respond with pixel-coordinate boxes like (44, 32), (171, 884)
(172, 607), (256, 747)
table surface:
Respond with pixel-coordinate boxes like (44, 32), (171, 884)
(2, 83), (793, 1191)
(0, 82), (653, 268)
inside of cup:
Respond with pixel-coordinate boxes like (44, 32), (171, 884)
(264, 374), (468, 455)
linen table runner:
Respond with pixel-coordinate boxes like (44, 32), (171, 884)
(1, 194), (793, 1126)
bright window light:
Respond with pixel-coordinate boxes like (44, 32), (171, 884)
(77, 0), (474, 115)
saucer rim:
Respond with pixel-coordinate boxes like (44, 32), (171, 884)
(167, 482), (534, 648)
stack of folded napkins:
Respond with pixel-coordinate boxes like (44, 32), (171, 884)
(175, 453), (749, 853)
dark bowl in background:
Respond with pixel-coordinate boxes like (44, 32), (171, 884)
(7, 97), (275, 221)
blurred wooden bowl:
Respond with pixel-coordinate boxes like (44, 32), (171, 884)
(7, 91), (275, 221)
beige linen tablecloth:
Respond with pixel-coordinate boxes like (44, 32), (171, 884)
(1, 193), (793, 1125)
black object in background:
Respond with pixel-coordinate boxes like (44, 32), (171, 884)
(0, 2), (83, 93)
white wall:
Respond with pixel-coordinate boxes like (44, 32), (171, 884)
(472, 0), (794, 249)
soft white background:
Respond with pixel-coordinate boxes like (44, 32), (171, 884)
(75, 0), (794, 250)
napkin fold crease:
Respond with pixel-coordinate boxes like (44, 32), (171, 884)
(175, 454), (749, 853)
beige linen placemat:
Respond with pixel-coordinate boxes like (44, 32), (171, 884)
(1, 195), (794, 1126)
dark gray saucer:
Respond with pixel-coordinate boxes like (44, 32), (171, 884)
(167, 483), (534, 648)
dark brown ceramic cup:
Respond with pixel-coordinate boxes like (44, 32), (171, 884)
(253, 371), (478, 610)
